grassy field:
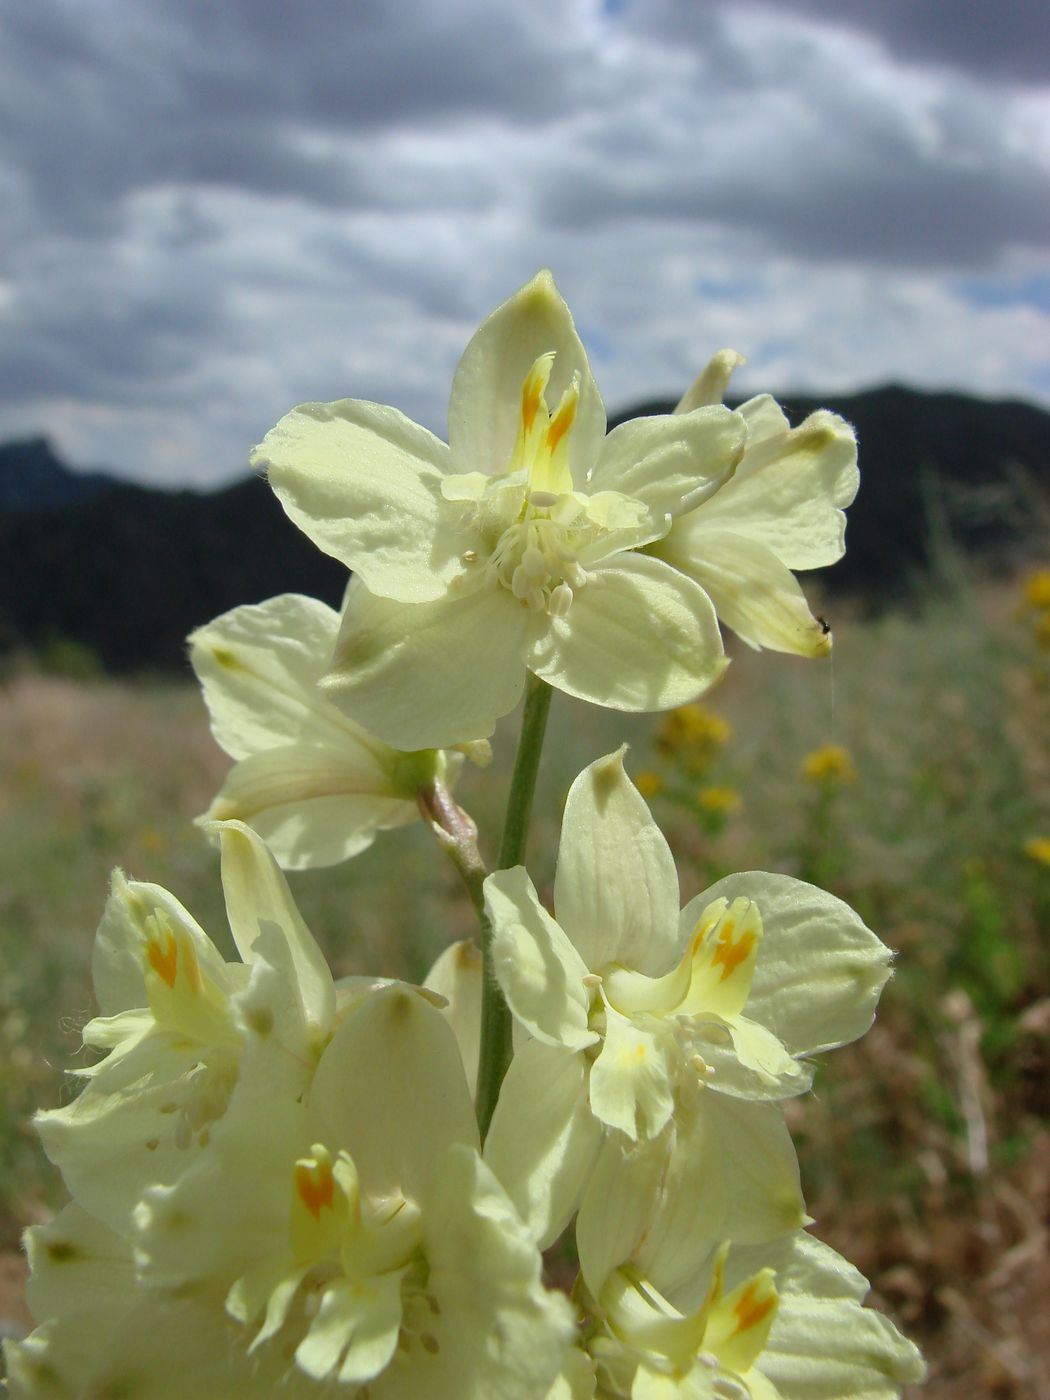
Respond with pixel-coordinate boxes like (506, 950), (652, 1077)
(2, 568), (1049, 1396)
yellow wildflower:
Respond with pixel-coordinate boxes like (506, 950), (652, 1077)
(1021, 569), (1050, 611)
(802, 744), (856, 785)
(634, 770), (664, 799)
(658, 703), (731, 755)
(1023, 836), (1050, 867)
(698, 784), (742, 814)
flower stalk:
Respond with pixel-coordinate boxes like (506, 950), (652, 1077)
(475, 673), (554, 1138)
(417, 778), (489, 930)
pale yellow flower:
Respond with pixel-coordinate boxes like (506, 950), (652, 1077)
(257, 271), (745, 750)
(647, 350), (858, 659)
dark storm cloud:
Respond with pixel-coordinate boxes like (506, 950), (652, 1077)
(0, 0), (1047, 482)
(538, 144), (1050, 268)
(752, 0), (1050, 84)
(0, 0), (583, 236)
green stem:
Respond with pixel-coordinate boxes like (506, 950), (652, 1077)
(476, 673), (554, 1139)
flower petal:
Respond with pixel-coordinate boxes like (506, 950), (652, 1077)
(588, 1003), (675, 1141)
(587, 406), (745, 521)
(653, 527), (832, 656)
(308, 984), (479, 1203)
(294, 1272), (403, 1384)
(486, 867), (597, 1052)
(23, 1203), (132, 1327)
(635, 1094), (806, 1306)
(404, 1143), (576, 1400)
(448, 270), (605, 490)
(202, 745), (416, 870)
(323, 579), (530, 749)
(575, 1134), (668, 1296)
(674, 349), (748, 414)
(89, 870), (235, 1019)
(687, 872), (893, 1057)
(257, 398), (464, 602)
(188, 593), (354, 758)
(424, 939), (484, 1098)
(553, 749), (680, 975)
(216, 821), (335, 1037)
(687, 408), (858, 570)
(528, 553), (727, 711)
(755, 1235), (926, 1397)
(484, 1039), (602, 1249)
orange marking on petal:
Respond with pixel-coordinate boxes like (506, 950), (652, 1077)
(521, 369), (545, 437)
(733, 1281), (776, 1334)
(710, 923), (755, 983)
(545, 393), (577, 455)
(295, 1160), (335, 1219)
(147, 932), (178, 989)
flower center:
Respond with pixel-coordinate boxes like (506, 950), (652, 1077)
(487, 497), (590, 616)
(442, 353), (649, 616)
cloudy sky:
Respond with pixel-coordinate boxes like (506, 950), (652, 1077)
(1, 0), (1048, 487)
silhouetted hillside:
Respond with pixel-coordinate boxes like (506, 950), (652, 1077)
(1, 385), (1048, 672)
(0, 438), (117, 512)
(0, 475), (346, 671)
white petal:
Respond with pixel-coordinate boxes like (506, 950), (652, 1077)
(686, 872), (893, 1057)
(448, 269), (605, 490)
(484, 1039), (601, 1248)
(655, 528), (832, 656)
(486, 867), (597, 1052)
(91, 871), (228, 1017)
(24, 1203), (132, 1327)
(736, 393), (791, 447)
(324, 579), (530, 749)
(674, 349), (747, 413)
(295, 1273), (402, 1383)
(690, 408), (858, 570)
(587, 406), (745, 520)
(8, 1290), (295, 1399)
(396, 1144), (575, 1400)
(554, 748), (680, 974)
(424, 939), (484, 1096)
(217, 821), (335, 1036)
(528, 553), (727, 711)
(257, 398), (464, 602)
(636, 1095), (806, 1306)
(575, 1134), (667, 1296)
(202, 745), (416, 869)
(188, 593), (353, 758)
(35, 1040), (219, 1235)
(757, 1235), (926, 1397)
(308, 984), (478, 1203)
(134, 1041), (310, 1290)
(588, 1005), (675, 1141)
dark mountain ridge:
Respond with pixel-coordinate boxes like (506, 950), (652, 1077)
(1, 383), (1048, 673)
(0, 437), (117, 512)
